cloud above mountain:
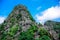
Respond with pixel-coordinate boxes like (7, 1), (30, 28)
(0, 16), (5, 24)
(35, 6), (60, 24)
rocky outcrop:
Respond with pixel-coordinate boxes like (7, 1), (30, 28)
(0, 4), (37, 40)
(44, 20), (60, 40)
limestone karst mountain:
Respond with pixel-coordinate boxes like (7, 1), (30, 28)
(0, 4), (37, 40)
(0, 5), (60, 40)
(44, 20), (60, 40)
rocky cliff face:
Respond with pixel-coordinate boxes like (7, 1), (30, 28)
(0, 5), (60, 40)
(4, 5), (36, 31)
(44, 20), (60, 40)
(0, 5), (37, 40)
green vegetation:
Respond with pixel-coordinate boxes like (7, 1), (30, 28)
(26, 10), (35, 21)
(54, 24), (60, 30)
(54, 25), (60, 30)
(0, 33), (7, 40)
(39, 35), (51, 40)
(38, 23), (43, 26)
(0, 22), (52, 40)
(18, 25), (38, 40)
(38, 27), (50, 36)
(8, 24), (19, 36)
(28, 24), (38, 32)
(16, 13), (22, 20)
(18, 25), (51, 40)
(30, 16), (35, 21)
(18, 32), (34, 40)
(0, 25), (4, 31)
(0, 24), (4, 31)
(59, 33), (60, 39)
(37, 27), (51, 40)
(10, 17), (15, 23)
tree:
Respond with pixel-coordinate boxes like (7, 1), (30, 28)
(8, 24), (19, 36)
(39, 35), (51, 40)
(18, 25), (38, 40)
(38, 27), (50, 37)
(59, 33), (60, 39)
(18, 32), (34, 40)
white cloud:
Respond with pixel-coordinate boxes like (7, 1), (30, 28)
(0, 16), (5, 24)
(35, 6), (60, 24)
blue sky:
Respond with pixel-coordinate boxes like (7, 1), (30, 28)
(0, 0), (60, 24)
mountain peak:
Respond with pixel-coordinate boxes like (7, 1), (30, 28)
(14, 4), (27, 11)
